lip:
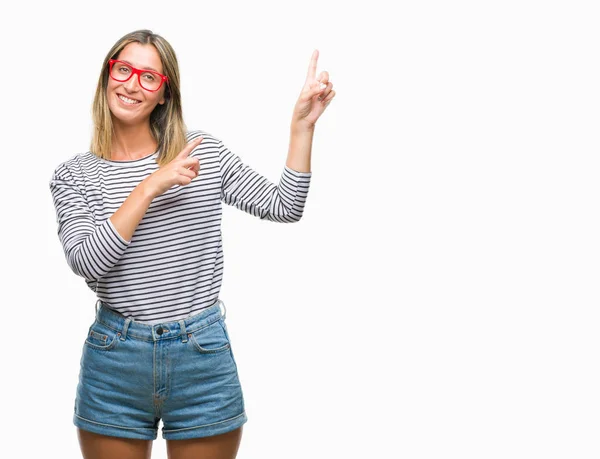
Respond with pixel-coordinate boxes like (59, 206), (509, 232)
(116, 93), (142, 106)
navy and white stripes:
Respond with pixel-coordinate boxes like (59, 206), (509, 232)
(218, 139), (310, 222)
(49, 130), (312, 324)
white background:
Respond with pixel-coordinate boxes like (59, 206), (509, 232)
(2, 0), (599, 457)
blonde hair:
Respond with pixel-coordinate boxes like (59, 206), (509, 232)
(90, 29), (187, 167)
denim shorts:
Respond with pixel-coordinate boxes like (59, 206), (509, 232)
(73, 298), (248, 440)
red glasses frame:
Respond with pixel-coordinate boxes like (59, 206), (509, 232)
(108, 59), (169, 92)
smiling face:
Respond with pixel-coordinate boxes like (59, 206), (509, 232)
(107, 42), (167, 127)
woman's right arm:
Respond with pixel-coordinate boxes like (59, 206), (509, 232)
(109, 179), (155, 244)
(110, 137), (204, 242)
(49, 164), (135, 282)
(49, 138), (203, 281)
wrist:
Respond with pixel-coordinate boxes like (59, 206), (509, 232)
(291, 120), (316, 135)
(137, 177), (157, 202)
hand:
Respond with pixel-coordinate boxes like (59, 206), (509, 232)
(291, 49), (336, 129)
(144, 137), (203, 198)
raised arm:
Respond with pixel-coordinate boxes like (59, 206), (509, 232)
(218, 139), (312, 222)
(216, 49), (336, 223)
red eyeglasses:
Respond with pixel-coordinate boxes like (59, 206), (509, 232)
(108, 59), (169, 92)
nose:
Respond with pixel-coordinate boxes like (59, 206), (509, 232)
(123, 73), (141, 94)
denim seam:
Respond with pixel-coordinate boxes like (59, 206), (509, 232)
(74, 413), (157, 433)
(153, 341), (158, 409)
(96, 314), (222, 341)
(162, 411), (246, 433)
(89, 330), (107, 341)
(84, 333), (119, 351)
(189, 334), (231, 354)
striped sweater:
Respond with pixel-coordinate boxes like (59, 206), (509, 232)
(49, 130), (312, 324)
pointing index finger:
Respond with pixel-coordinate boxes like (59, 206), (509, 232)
(179, 136), (203, 158)
(306, 49), (319, 82)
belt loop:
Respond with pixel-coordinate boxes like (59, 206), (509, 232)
(120, 317), (131, 341)
(219, 299), (226, 320)
(179, 319), (188, 343)
(95, 299), (100, 315)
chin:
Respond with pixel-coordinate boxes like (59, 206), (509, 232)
(110, 111), (150, 127)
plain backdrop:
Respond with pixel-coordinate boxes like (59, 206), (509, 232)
(2, 0), (599, 458)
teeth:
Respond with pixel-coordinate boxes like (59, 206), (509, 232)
(118, 94), (140, 104)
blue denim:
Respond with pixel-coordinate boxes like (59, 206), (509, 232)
(73, 298), (247, 440)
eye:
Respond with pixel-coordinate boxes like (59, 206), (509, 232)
(118, 66), (130, 74)
(142, 72), (157, 82)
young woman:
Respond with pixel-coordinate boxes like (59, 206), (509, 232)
(49, 29), (335, 458)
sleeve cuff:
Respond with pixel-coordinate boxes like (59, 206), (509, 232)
(105, 217), (131, 247)
(284, 165), (312, 178)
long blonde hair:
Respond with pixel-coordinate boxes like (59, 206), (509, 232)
(90, 29), (187, 167)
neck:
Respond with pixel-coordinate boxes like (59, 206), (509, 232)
(111, 120), (157, 160)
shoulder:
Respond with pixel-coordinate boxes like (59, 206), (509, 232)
(51, 151), (88, 178)
(49, 151), (91, 195)
(185, 129), (223, 149)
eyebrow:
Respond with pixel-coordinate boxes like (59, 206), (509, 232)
(120, 59), (160, 73)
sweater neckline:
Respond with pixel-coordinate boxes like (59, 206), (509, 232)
(91, 149), (160, 168)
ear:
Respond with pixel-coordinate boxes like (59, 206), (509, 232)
(159, 87), (168, 105)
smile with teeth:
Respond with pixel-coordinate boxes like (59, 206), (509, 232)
(118, 94), (141, 105)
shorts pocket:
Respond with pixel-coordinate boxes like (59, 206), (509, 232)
(189, 317), (231, 354)
(84, 320), (120, 351)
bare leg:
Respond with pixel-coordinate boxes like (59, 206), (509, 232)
(77, 428), (153, 459)
(166, 426), (243, 459)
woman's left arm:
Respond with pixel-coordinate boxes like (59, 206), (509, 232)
(218, 50), (335, 223)
(286, 49), (336, 173)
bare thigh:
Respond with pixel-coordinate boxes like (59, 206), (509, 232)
(166, 426), (243, 459)
(77, 428), (153, 459)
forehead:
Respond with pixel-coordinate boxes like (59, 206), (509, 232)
(116, 42), (163, 73)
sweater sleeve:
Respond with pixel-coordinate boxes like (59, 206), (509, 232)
(49, 163), (131, 281)
(217, 139), (312, 222)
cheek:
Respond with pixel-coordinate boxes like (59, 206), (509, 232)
(106, 78), (118, 92)
(106, 82), (118, 101)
